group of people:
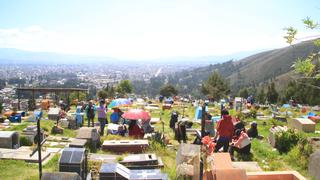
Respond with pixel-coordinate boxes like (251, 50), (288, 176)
(83, 100), (146, 138)
(212, 109), (258, 160)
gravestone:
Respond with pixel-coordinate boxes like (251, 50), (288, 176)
(59, 147), (87, 179)
(289, 118), (316, 133)
(69, 138), (87, 148)
(0, 131), (20, 149)
(176, 144), (200, 180)
(76, 127), (100, 149)
(268, 126), (287, 147)
(102, 140), (148, 153)
(48, 108), (61, 121)
(99, 163), (168, 180)
(66, 114), (77, 129)
(22, 125), (45, 144)
(232, 161), (262, 172)
(308, 150), (320, 180)
(41, 172), (82, 180)
(60, 118), (69, 128)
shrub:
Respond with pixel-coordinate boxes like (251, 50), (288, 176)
(275, 129), (301, 153)
(20, 136), (33, 146)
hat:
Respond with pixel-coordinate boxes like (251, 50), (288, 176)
(251, 121), (257, 127)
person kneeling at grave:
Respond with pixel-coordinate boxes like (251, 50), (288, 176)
(229, 129), (251, 161)
(247, 121), (258, 138)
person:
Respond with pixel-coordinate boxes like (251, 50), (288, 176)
(96, 100), (108, 135)
(170, 110), (179, 130)
(85, 101), (96, 127)
(110, 108), (123, 124)
(229, 129), (251, 161)
(128, 120), (144, 138)
(213, 109), (234, 152)
(247, 121), (258, 138)
(205, 113), (215, 137)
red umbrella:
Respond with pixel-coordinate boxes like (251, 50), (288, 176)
(122, 109), (151, 122)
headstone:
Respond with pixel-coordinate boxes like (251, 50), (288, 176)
(66, 114), (77, 129)
(102, 140), (148, 153)
(308, 150), (320, 180)
(69, 138), (87, 148)
(0, 131), (20, 149)
(232, 161), (262, 172)
(76, 127), (100, 149)
(60, 118), (69, 128)
(268, 126), (287, 147)
(41, 172), (82, 180)
(288, 118), (316, 133)
(22, 125), (45, 143)
(176, 144), (200, 180)
(48, 108), (61, 121)
(59, 147), (87, 179)
(99, 163), (168, 180)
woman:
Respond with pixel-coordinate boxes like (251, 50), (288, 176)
(96, 100), (107, 136)
(128, 120), (144, 138)
(229, 129), (251, 160)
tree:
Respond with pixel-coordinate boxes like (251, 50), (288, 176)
(284, 17), (320, 89)
(116, 80), (133, 96)
(238, 88), (249, 98)
(257, 88), (266, 104)
(98, 84), (116, 99)
(159, 84), (178, 97)
(266, 82), (278, 104)
(201, 71), (230, 101)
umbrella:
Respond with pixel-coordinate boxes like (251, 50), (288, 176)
(108, 98), (132, 109)
(122, 109), (151, 122)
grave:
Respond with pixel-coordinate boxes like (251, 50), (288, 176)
(232, 161), (262, 172)
(59, 147), (87, 179)
(41, 99), (50, 110)
(66, 114), (77, 129)
(22, 125), (45, 144)
(0, 131), (19, 149)
(69, 138), (87, 148)
(60, 118), (69, 128)
(76, 127), (100, 148)
(41, 172), (82, 180)
(0, 146), (50, 162)
(176, 144), (200, 180)
(102, 140), (149, 153)
(288, 118), (316, 133)
(308, 150), (320, 180)
(99, 163), (168, 180)
(48, 108), (61, 121)
(150, 117), (160, 124)
(268, 126), (287, 147)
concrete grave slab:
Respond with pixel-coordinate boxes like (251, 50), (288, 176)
(289, 118), (316, 133)
(232, 161), (262, 172)
(102, 140), (148, 153)
(0, 146), (50, 162)
(0, 131), (19, 149)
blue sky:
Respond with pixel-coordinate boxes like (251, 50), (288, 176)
(0, 0), (319, 59)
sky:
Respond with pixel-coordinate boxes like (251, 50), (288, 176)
(0, 0), (319, 60)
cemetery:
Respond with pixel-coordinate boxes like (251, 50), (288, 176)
(0, 96), (319, 180)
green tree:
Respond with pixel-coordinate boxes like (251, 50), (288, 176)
(201, 71), (230, 101)
(69, 92), (86, 101)
(98, 84), (116, 99)
(116, 80), (133, 97)
(257, 88), (266, 104)
(159, 84), (178, 97)
(266, 82), (278, 104)
(238, 88), (249, 98)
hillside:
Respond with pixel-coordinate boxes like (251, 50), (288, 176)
(133, 39), (320, 97)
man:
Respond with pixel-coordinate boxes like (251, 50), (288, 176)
(213, 109), (234, 152)
(96, 100), (107, 135)
(85, 100), (96, 127)
(229, 129), (251, 160)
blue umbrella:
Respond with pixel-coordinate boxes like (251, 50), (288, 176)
(194, 106), (209, 120)
(108, 98), (132, 109)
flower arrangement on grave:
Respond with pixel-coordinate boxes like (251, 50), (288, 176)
(201, 136), (216, 172)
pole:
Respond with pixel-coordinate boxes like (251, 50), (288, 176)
(36, 116), (42, 179)
(200, 103), (206, 180)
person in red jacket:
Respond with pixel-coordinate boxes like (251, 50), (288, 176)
(213, 109), (234, 152)
(128, 120), (144, 138)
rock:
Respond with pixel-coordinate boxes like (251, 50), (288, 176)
(308, 150), (320, 180)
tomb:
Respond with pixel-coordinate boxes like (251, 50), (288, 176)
(0, 146), (50, 162)
(48, 108), (61, 121)
(308, 150), (320, 180)
(232, 161), (262, 172)
(288, 118), (316, 133)
(22, 125), (45, 144)
(99, 163), (168, 180)
(69, 138), (87, 148)
(76, 127), (100, 148)
(66, 114), (77, 129)
(102, 140), (148, 153)
(60, 118), (69, 128)
(176, 143), (200, 180)
(0, 131), (20, 149)
(41, 172), (82, 180)
(59, 147), (87, 179)
(41, 99), (50, 110)
(268, 126), (287, 147)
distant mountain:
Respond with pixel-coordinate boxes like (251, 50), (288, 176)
(0, 48), (262, 65)
(132, 39), (320, 97)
